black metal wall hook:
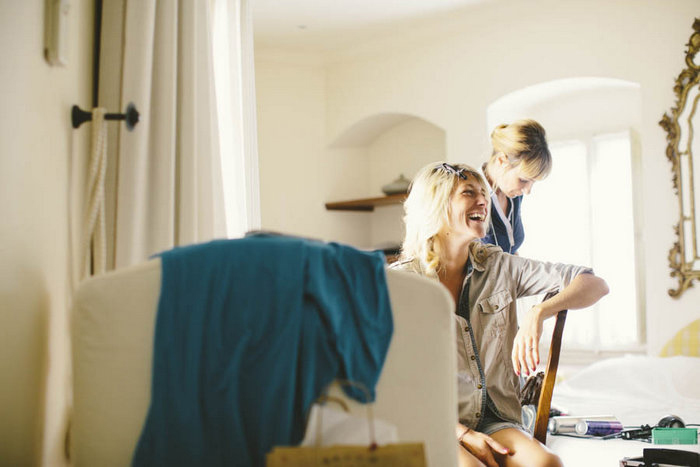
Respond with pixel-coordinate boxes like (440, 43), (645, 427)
(71, 102), (140, 131)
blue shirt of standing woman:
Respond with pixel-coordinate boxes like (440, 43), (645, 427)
(481, 194), (523, 255)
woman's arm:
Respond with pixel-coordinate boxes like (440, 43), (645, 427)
(532, 272), (609, 316)
(512, 273), (609, 376)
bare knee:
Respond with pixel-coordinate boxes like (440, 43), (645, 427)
(540, 451), (563, 467)
(457, 444), (487, 467)
(522, 447), (563, 467)
(490, 428), (562, 467)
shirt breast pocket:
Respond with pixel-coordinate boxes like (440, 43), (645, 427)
(478, 290), (512, 337)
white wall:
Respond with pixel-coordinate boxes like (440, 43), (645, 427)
(0, 1), (93, 465)
(255, 51), (372, 246)
(255, 63), (448, 249)
(256, 0), (700, 354)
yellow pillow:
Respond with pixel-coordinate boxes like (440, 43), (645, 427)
(660, 319), (700, 357)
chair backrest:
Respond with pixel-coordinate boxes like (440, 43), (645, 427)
(533, 295), (568, 444)
(71, 259), (458, 466)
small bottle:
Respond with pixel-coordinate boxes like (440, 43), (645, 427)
(548, 415), (616, 435)
(575, 420), (623, 436)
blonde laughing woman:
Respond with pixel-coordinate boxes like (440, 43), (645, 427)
(391, 162), (608, 467)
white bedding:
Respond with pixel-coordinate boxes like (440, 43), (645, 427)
(547, 355), (700, 466)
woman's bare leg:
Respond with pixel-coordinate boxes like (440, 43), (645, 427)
(457, 443), (488, 467)
(489, 428), (562, 467)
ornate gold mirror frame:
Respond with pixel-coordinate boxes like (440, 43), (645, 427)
(660, 18), (700, 297)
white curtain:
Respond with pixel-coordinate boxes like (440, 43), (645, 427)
(99, 0), (259, 270)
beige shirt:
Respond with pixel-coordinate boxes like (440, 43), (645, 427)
(390, 242), (593, 428)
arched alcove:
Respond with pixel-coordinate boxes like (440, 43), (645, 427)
(486, 77), (645, 350)
(330, 113), (415, 148)
(330, 112), (446, 196)
(487, 77), (641, 140)
(327, 112), (447, 249)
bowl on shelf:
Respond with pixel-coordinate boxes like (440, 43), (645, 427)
(381, 174), (410, 195)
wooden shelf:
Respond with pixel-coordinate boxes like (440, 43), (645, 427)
(325, 193), (408, 211)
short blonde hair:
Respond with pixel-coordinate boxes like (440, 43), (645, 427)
(490, 119), (551, 180)
(400, 162), (489, 277)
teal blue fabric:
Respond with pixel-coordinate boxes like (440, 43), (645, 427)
(132, 235), (393, 467)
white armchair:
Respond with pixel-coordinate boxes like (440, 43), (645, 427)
(71, 259), (458, 466)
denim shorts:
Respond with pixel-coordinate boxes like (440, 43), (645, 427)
(477, 403), (528, 436)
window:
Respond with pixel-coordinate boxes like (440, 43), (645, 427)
(518, 131), (643, 351)
(212, 0), (261, 238)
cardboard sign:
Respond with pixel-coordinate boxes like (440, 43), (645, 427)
(266, 442), (426, 466)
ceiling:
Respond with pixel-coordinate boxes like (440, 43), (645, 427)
(252, 0), (491, 53)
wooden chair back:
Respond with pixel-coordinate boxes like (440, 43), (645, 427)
(533, 292), (568, 444)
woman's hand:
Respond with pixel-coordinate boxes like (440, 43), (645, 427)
(511, 305), (544, 376)
(511, 273), (610, 377)
(456, 423), (509, 467)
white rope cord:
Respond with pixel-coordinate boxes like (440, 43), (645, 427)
(82, 107), (108, 279)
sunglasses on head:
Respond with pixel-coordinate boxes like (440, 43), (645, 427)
(435, 163), (469, 180)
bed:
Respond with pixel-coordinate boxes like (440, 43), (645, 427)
(546, 350), (700, 465)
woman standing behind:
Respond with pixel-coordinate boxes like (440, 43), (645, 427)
(481, 120), (551, 254)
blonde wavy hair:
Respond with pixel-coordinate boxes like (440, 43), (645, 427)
(490, 119), (551, 181)
(400, 162), (489, 277)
